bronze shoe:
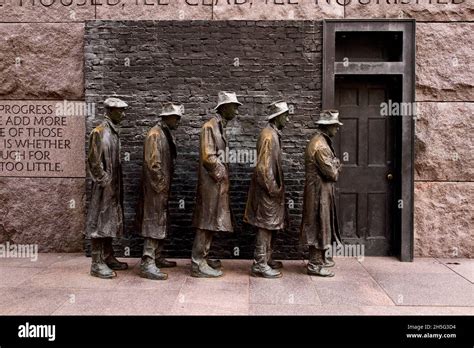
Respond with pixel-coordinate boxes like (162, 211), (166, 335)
(251, 264), (282, 279)
(156, 258), (177, 268)
(91, 262), (116, 279)
(307, 265), (335, 277)
(191, 262), (223, 278)
(140, 258), (168, 280)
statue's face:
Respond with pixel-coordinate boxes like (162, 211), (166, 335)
(219, 103), (239, 121)
(274, 111), (289, 130)
(327, 124), (340, 137)
(107, 107), (125, 124)
(163, 115), (181, 130)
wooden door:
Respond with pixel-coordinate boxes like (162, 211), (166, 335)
(334, 75), (401, 255)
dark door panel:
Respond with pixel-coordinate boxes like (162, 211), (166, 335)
(334, 75), (401, 256)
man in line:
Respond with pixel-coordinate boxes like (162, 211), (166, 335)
(136, 103), (184, 280)
(86, 97), (129, 279)
(300, 110), (343, 277)
(191, 91), (241, 278)
(244, 101), (290, 278)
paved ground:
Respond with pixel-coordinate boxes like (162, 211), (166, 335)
(0, 254), (472, 315)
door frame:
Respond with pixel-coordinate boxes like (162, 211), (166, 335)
(322, 19), (416, 262)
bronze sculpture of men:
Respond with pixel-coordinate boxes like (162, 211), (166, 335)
(191, 91), (241, 278)
(136, 103), (184, 280)
(244, 101), (289, 278)
(85, 97), (129, 279)
(300, 110), (343, 277)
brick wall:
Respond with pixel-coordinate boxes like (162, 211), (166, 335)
(84, 20), (322, 259)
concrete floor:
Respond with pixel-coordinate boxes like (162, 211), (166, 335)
(0, 254), (472, 315)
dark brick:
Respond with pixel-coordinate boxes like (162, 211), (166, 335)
(84, 20), (322, 260)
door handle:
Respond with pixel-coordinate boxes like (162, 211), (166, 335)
(387, 173), (394, 181)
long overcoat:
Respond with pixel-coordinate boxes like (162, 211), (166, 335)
(136, 123), (176, 239)
(85, 118), (124, 239)
(192, 115), (233, 232)
(244, 123), (286, 231)
(300, 130), (342, 249)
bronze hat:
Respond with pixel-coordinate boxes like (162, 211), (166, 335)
(267, 100), (289, 120)
(104, 97), (128, 109)
(160, 103), (184, 117)
(316, 109), (343, 126)
(214, 91), (243, 110)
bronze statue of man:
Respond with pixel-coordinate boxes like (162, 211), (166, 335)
(136, 103), (184, 280)
(191, 91), (241, 278)
(244, 101), (289, 278)
(85, 97), (129, 279)
(300, 110), (343, 277)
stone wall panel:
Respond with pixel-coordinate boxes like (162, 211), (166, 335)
(415, 102), (474, 181)
(0, 24), (85, 100)
(0, 178), (85, 252)
(416, 23), (474, 101)
(414, 182), (473, 258)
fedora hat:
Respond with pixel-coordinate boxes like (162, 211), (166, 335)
(267, 100), (289, 120)
(160, 103), (184, 117)
(104, 97), (128, 109)
(214, 91), (242, 110)
(316, 109), (343, 126)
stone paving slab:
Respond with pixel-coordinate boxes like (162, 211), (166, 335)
(0, 253), (76, 268)
(170, 259), (251, 316)
(358, 257), (452, 274)
(0, 267), (45, 288)
(216, 259), (254, 283)
(0, 254), (472, 316)
(365, 272), (474, 307)
(310, 258), (395, 307)
(171, 277), (249, 316)
(249, 261), (321, 306)
(437, 258), (474, 283)
(53, 289), (180, 316)
(0, 287), (70, 315)
(313, 279), (394, 307)
(359, 257), (474, 307)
